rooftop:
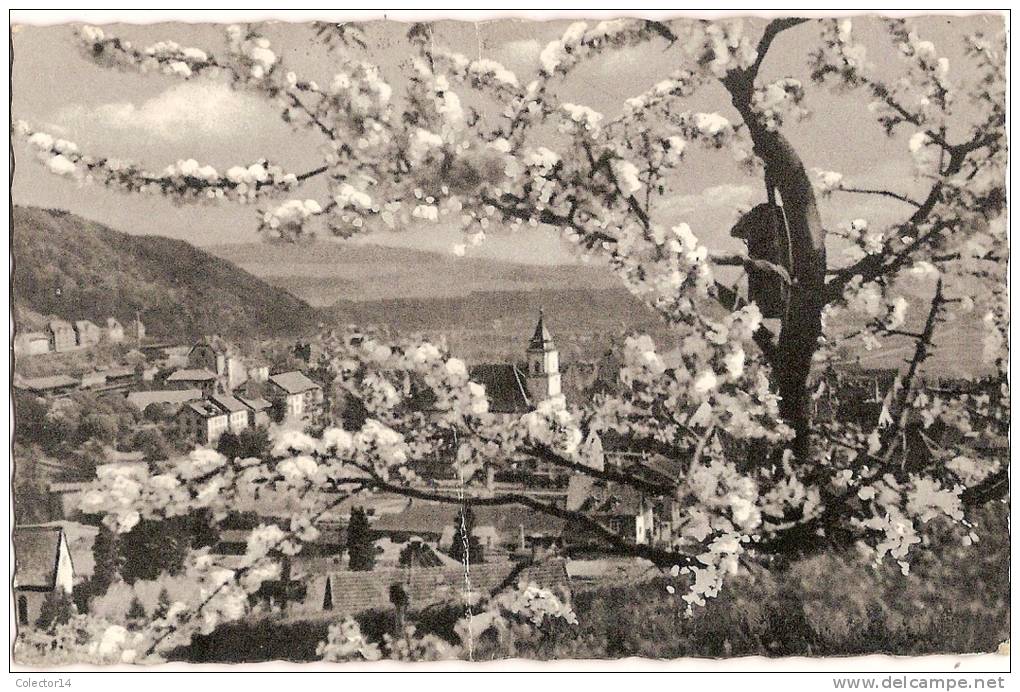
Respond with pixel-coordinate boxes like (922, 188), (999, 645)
(371, 499), (564, 536)
(269, 370), (321, 395)
(13, 525), (67, 590)
(15, 374), (78, 391)
(469, 364), (532, 414)
(210, 393), (248, 414)
(239, 396), (272, 412)
(302, 559), (570, 617)
(185, 399), (228, 419)
(127, 389), (202, 409)
(528, 311), (555, 352)
(167, 368), (217, 382)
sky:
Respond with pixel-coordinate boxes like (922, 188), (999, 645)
(11, 14), (1002, 266)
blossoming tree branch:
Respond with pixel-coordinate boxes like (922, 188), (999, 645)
(14, 16), (1007, 663)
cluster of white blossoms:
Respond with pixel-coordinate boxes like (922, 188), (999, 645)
(681, 19), (759, 79)
(260, 199), (324, 239)
(622, 69), (701, 118)
(16, 615), (154, 665)
(908, 131), (940, 176)
(429, 48), (522, 104)
(538, 19), (652, 77)
(751, 77), (809, 131)
(225, 24), (279, 82)
(15, 19), (1007, 658)
(811, 167), (845, 196)
(318, 578), (576, 662)
(76, 25), (216, 80)
(886, 20), (953, 121)
(837, 217), (885, 263)
(17, 121), (301, 203)
(810, 18), (869, 87)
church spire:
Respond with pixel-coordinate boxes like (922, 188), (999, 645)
(528, 308), (555, 352)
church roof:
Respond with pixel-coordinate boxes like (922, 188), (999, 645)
(469, 364), (532, 414)
(528, 312), (555, 352)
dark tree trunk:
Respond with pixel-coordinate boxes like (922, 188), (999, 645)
(724, 69), (827, 460)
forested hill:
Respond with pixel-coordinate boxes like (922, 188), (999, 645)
(12, 206), (321, 340)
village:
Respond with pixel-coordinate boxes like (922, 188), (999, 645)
(13, 305), (1010, 639)
(13, 312), (694, 635)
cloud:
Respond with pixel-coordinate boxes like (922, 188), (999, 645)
(502, 38), (541, 59)
(670, 184), (759, 215)
(55, 82), (266, 143)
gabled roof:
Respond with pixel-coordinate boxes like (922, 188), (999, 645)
(166, 368), (217, 382)
(371, 500), (565, 537)
(13, 526), (67, 590)
(566, 475), (644, 516)
(48, 319), (73, 332)
(306, 559), (571, 616)
(101, 366), (136, 379)
(15, 374), (79, 391)
(469, 364), (532, 414)
(74, 320), (99, 331)
(239, 396), (272, 412)
(184, 400), (228, 419)
(399, 540), (446, 568)
(269, 371), (321, 395)
(127, 389), (202, 409)
(371, 501), (458, 535)
(210, 393), (248, 414)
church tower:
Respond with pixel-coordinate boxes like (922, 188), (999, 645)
(525, 310), (563, 406)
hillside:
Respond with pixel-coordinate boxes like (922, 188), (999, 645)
(207, 241), (618, 305)
(12, 206), (321, 341)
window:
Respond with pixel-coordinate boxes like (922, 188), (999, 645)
(17, 595), (28, 625)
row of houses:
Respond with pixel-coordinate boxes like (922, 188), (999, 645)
(14, 317), (146, 356)
(125, 370), (322, 443)
(14, 365), (149, 399)
(177, 393), (272, 444)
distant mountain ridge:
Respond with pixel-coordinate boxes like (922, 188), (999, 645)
(12, 206), (321, 341)
(207, 241), (618, 305)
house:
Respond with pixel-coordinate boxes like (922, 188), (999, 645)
(128, 318), (146, 342)
(14, 331), (51, 356)
(268, 371), (323, 418)
(127, 388), (203, 412)
(47, 319), (77, 352)
(106, 317), (125, 343)
(13, 525), (75, 628)
(177, 399), (230, 444)
(210, 393), (250, 433)
(14, 374), (79, 398)
(97, 366), (139, 394)
(370, 500), (564, 552)
(73, 320), (102, 347)
(298, 559), (571, 617)
(166, 368), (218, 395)
(565, 475), (655, 546)
(189, 340), (228, 374)
(239, 396), (272, 428)
(189, 339), (248, 391)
